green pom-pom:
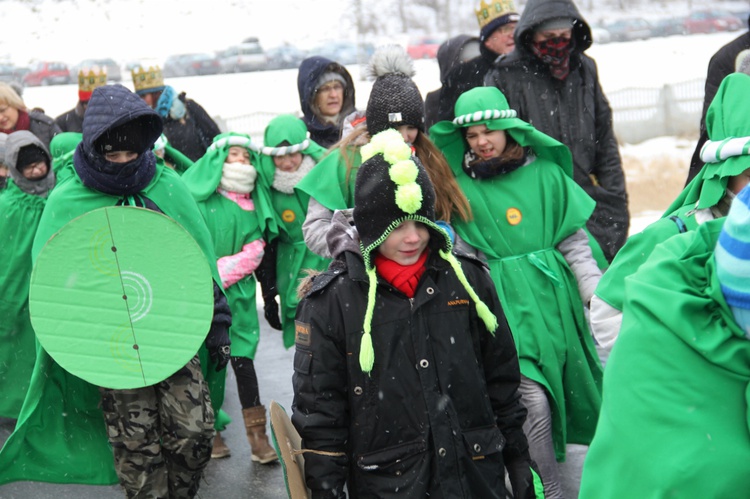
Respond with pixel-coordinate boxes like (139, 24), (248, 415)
(383, 140), (412, 164)
(395, 182), (423, 214)
(389, 160), (419, 185)
(359, 331), (374, 373)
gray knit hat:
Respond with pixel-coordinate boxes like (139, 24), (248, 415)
(365, 45), (425, 136)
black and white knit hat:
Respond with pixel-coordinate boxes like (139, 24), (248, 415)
(353, 129), (498, 373)
(365, 45), (425, 136)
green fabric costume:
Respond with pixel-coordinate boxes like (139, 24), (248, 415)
(49, 131), (82, 184)
(154, 133), (194, 174)
(180, 132), (278, 429)
(257, 115), (330, 348)
(580, 218), (750, 498)
(430, 87), (603, 460)
(0, 181), (47, 419)
(596, 72), (750, 313)
(294, 143), (362, 211)
(0, 165), (221, 486)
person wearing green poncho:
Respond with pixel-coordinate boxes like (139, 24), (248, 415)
(579, 191), (750, 497)
(430, 86), (604, 499)
(0, 130), (55, 419)
(590, 72), (750, 365)
(180, 131), (280, 464)
(253, 114), (330, 348)
(0, 84), (232, 499)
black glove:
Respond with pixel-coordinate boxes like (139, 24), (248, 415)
(205, 323), (231, 372)
(506, 458), (542, 499)
(263, 296), (283, 330)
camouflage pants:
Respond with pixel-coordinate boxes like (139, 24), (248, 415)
(100, 355), (216, 499)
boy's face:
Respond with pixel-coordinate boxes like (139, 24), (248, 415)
(378, 220), (430, 265)
(20, 160), (49, 180)
(273, 152), (303, 172)
(104, 151), (138, 163)
(227, 146), (250, 165)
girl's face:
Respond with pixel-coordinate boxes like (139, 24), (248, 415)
(397, 125), (419, 145)
(273, 152), (303, 172)
(20, 160), (48, 180)
(465, 124), (507, 160)
(378, 220), (430, 265)
(227, 146), (250, 165)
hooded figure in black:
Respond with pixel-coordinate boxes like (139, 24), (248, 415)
(424, 35), (480, 131)
(296, 56), (356, 148)
(485, 0), (629, 263)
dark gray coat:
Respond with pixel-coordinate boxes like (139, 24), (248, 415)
(485, 0), (628, 262)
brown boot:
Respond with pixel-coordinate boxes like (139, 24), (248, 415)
(211, 431), (231, 459)
(242, 405), (279, 464)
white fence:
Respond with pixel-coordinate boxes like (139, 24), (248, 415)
(214, 78), (706, 145)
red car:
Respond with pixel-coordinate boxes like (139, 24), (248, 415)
(23, 61), (71, 86)
(407, 37), (443, 59)
(683, 10), (743, 34)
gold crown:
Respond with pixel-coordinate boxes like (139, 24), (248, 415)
(475, 0), (518, 30)
(131, 66), (164, 93)
(78, 69), (108, 93)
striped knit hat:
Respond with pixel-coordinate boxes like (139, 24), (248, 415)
(353, 128), (499, 373)
(715, 183), (750, 338)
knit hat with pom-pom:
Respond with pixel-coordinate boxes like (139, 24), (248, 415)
(352, 128), (498, 373)
(365, 45), (425, 136)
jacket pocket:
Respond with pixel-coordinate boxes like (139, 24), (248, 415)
(353, 438), (430, 497)
(293, 348), (312, 374)
(462, 425), (505, 460)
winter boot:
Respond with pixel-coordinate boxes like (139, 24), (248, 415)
(242, 405), (279, 464)
(211, 431), (231, 459)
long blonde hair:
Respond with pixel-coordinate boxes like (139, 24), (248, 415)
(414, 130), (472, 223)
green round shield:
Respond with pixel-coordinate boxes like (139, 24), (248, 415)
(30, 206), (214, 389)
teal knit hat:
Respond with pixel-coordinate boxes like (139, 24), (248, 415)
(353, 129), (499, 373)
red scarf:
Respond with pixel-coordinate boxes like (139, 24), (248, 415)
(374, 250), (428, 298)
(1, 109), (30, 134)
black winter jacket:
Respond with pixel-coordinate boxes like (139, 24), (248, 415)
(28, 110), (61, 150)
(55, 101), (85, 133)
(292, 248), (531, 499)
(484, 0), (628, 262)
(162, 94), (221, 162)
(297, 56), (356, 148)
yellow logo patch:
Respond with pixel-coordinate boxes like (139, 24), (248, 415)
(295, 321), (311, 346)
(282, 209), (296, 223)
(506, 207), (522, 226)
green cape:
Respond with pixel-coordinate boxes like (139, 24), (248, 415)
(0, 164), (221, 486)
(257, 114), (330, 348)
(431, 87), (603, 459)
(294, 146), (362, 211)
(596, 73), (750, 311)
(0, 181), (47, 419)
(49, 131), (82, 184)
(180, 132), (278, 428)
(580, 219), (750, 498)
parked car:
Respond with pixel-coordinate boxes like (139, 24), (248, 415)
(22, 61), (70, 87)
(0, 64), (27, 86)
(406, 36), (443, 59)
(589, 24), (612, 44)
(683, 9), (743, 34)
(649, 16), (687, 37)
(264, 45), (307, 70)
(307, 41), (375, 65)
(219, 41), (268, 73)
(604, 18), (652, 42)
(74, 58), (122, 81)
(163, 53), (221, 77)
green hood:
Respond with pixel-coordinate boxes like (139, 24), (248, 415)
(429, 86), (573, 178)
(665, 73), (750, 214)
(257, 114), (327, 187)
